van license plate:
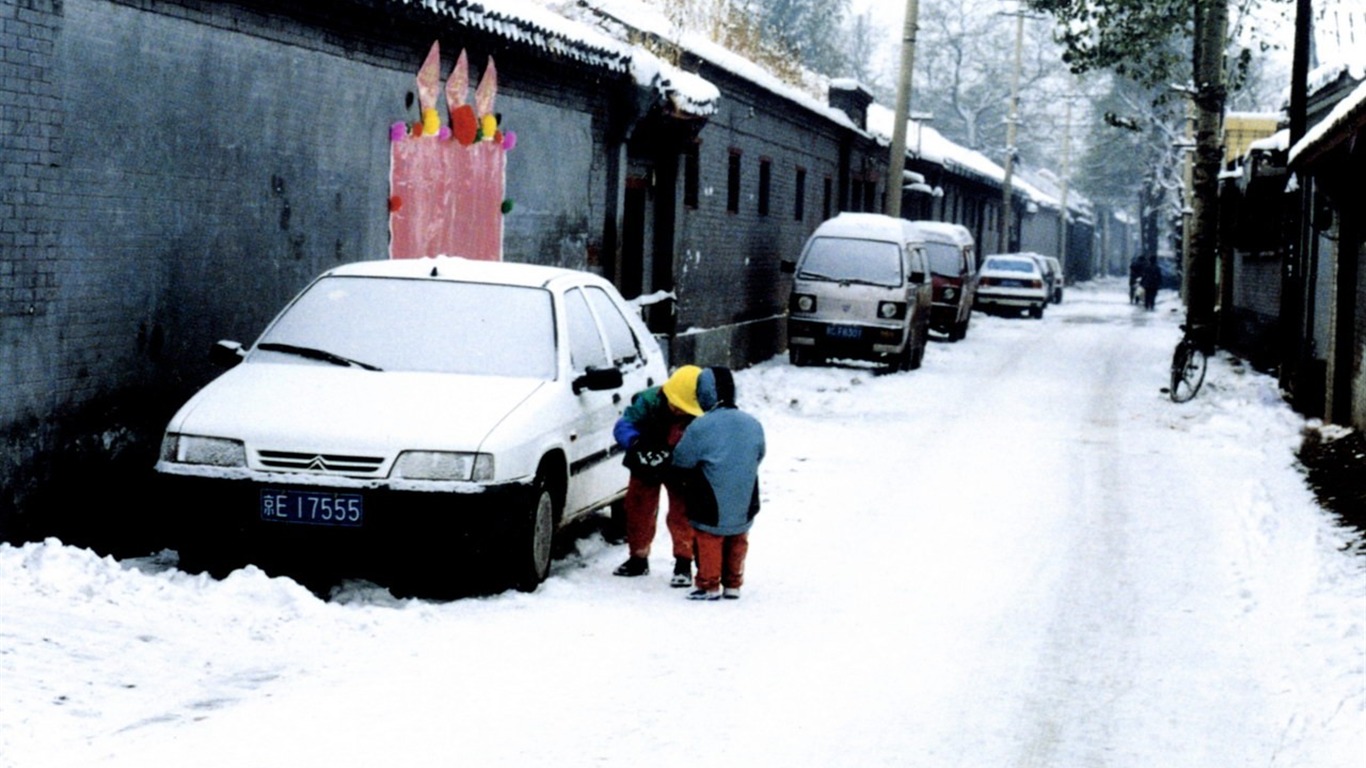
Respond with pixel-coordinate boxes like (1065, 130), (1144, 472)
(261, 489), (364, 527)
(826, 325), (862, 340)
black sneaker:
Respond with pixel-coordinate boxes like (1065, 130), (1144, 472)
(687, 588), (722, 601)
(670, 557), (692, 588)
(613, 557), (649, 577)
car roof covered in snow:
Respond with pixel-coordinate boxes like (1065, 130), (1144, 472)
(321, 256), (602, 290)
(811, 212), (921, 243)
(905, 220), (973, 246)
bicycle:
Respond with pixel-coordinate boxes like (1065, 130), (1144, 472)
(1168, 323), (1211, 403)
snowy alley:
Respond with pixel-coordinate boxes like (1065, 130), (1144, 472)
(1, 279), (1362, 767)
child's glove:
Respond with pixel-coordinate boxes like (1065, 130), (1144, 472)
(636, 449), (670, 468)
(624, 446), (673, 482)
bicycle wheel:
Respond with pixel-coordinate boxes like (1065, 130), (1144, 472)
(1169, 339), (1207, 403)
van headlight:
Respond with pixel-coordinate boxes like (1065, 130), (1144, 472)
(394, 451), (494, 482)
(791, 293), (817, 313)
(161, 434), (247, 467)
(877, 301), (906, 320)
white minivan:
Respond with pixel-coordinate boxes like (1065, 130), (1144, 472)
(781, 213), (933, 371)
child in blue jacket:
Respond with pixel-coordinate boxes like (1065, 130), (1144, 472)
(671, 367), (766, 600)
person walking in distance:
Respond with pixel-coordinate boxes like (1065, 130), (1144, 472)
(612, 365), (704, 586)
(671, 367), (766, 601)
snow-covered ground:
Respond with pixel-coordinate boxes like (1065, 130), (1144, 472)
(3, 279), (1362, 767)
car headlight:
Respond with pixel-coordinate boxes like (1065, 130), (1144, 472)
(942, 287), (957, 300)
(394, 451), (494, 482)
(161, 434), (247, 467)
(877, 301), (906, 320)
(791, 294), (817, 313)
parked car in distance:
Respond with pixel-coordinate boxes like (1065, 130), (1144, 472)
(155, 256), (668, 595)
(1040, 255), (1065, 303)
(781, 212), (934, 371)
(975, 254), (1049, 318)
(907, 220), (977, 341)
(1014, 252), (1060, 304)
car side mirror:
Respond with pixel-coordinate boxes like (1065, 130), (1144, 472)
(210, 340), (245, 368)
(780, 260), (796, 274)
(573, 366), (624, 394)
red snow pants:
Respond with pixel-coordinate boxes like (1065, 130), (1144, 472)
(624, 476), (694, 561)
(692, 530), (749, 592)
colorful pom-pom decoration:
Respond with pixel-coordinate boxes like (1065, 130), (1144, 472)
(502, 131), (517, 151)
(439, 126), (452, 141)
(410, 121), (423, 139)
(421, 107), (440, 137)
(501, 199), (514, 214)
(452, 105), (478, 146)
(390, 122), (408, 142)
(480, 114), (498, 141)
(389, 196), (403, 212)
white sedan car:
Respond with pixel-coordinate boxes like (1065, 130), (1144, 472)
(974, 254), (1050, 318)
(156, 256), (668, 594)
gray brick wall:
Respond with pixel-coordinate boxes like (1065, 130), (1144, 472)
(0, 0), (625, 541)
(672, 75), (878, 368)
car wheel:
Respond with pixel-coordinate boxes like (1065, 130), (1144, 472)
(948, 313), (969, 342)
(789, 346), (809, 366)
(177, 538), (238, 579)
(1029, 303), (1045, 319)
(605, 497), (627, 545)
(508, 474), (555, 592)
(900, 323), (924, 371)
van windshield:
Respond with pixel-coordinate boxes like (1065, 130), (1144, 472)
(798, 237), (904, 287)
(924, 242), (963, 277)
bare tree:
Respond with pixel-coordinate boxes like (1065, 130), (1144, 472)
(912, 0), (1074, 168)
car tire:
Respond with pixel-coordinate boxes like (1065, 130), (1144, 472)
(507, 473), (555, 592)
(789, 346), (813, 367)
(605, 497), (627, 545)
(900, 322), (925, 371)
(177, 538), (238, 579)
(1029, 303), (1045, 319)
(948, 313), (969, 342)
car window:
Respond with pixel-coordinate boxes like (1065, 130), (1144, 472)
(924, 242), (963, 276)
(798, 236), (904, 287)
(584, 286), (643, 367)
(564, 288), (610, 372)
(253, 276), (556, 378)
(906, 246), (927, 277)
(984, 258), (1037, 274)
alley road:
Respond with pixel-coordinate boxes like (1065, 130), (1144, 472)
(3, 279), (1361, 767)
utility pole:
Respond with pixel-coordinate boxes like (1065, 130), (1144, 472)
(997, 4), (1036, 253)
(1059, 96), (1072, 276)
(886, 0), (921, 220)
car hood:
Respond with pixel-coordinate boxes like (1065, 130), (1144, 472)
(168, 362), (546, 454)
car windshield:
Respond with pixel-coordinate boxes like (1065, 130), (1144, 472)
(798, 237), (904, 287)
(984, 258), (1036, 274)
(253, 276), (556, 378)
(924, 242), (962, 277)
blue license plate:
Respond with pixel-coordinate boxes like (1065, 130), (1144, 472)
(826, 325), (862, 340)
(261, 489), (364, 527)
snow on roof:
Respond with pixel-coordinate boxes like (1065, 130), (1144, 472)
(865, 103), (1067, 212)
(560, 0), (860, 132)
(391, 0), (633, 72)
(1290, 77), (1366, 165)
(628, 49), (721, 117)
(1249, 128), (1290, 154)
